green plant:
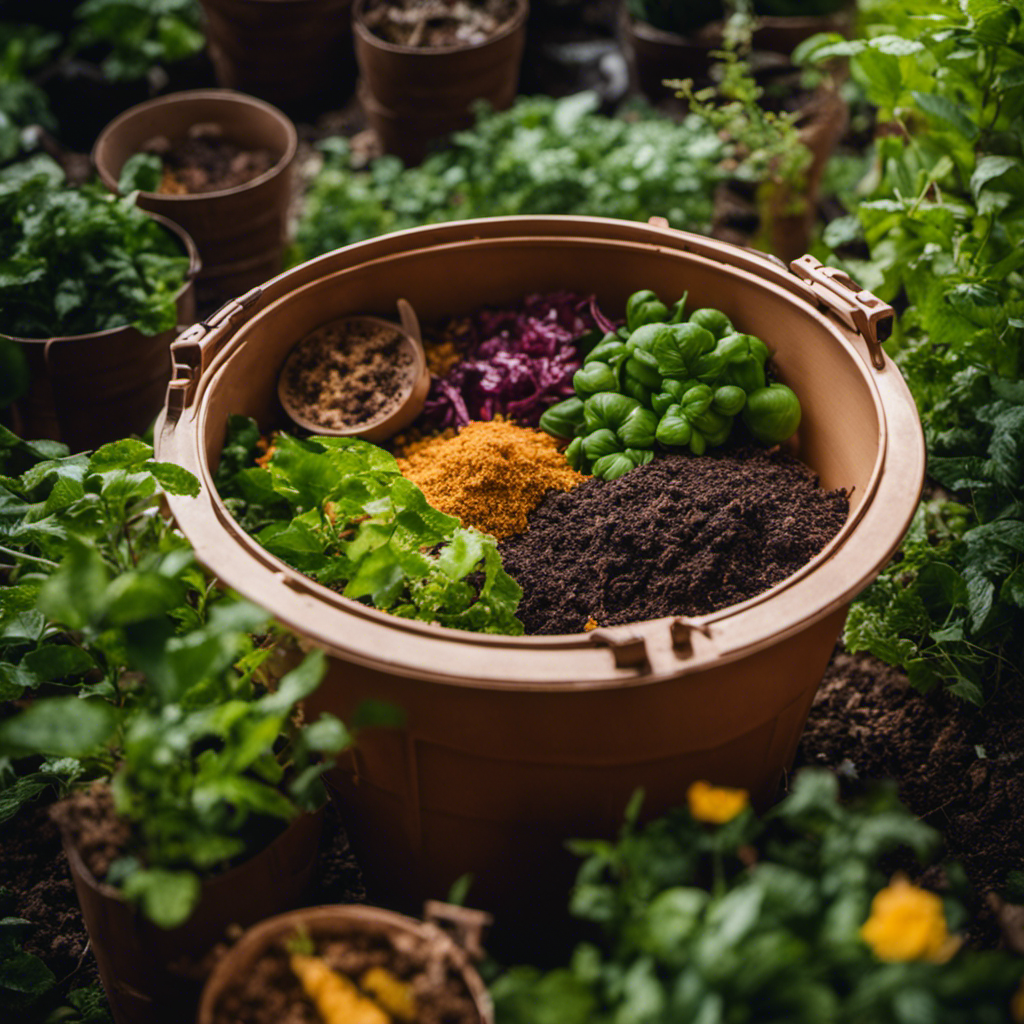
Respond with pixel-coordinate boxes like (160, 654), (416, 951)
(72, 0), (204, 81)
(0, 22), (58, 165)
(491, 771), (1024, 1024)
(804, 0), (1024, 701)
(0, 165), (189, 338)
(627, 0), (849, 35)
(214, 416), (525, 635)
(539, 290), (800, 479)
(291, 92), (723, 263)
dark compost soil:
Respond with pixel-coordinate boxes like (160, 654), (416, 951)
(499, 446), (849, 634)
(362, 0), (519, 48)
(211, 926), (480, 1024)
(141, 125), (277, 194)
(280, 318), (416, 431)
(796, 650), (1024, 949)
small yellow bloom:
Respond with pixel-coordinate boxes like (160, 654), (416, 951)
(1011, 977), (1024, 1024)
(686, 780), (750, 824)
(860, 877), (961, 963)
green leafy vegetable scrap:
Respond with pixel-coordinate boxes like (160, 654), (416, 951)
(214, 416), (524, 635)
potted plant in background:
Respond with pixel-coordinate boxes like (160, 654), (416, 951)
(92, 88), (297, 313)
(0, 438), (353, 1024)
(0, 158), (200, 451)
(353, 0), (530, 165)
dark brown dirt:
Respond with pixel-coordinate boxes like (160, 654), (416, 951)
(362, 0), (519, 48)
(499, 446), (849, 634)
(49, 782), (131, 881)
(0, 804), (99, 991)
(796, 650), (1024, 948)
(212, 926), (482, 1024)
(141, 124), (277, 194)
(281, 317), (416, 431)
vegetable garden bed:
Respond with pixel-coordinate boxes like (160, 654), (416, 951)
(2, 1), (1024, 1022)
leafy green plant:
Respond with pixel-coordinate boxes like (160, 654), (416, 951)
(804, 0), (1024, 700)
(72, 0), (204, 81)
(0, 166), (189, 338)
(540, 289), (800, 479)
(0, 886), (56, 1015)
(291, 92), (722, 262)
(491, 771), (1024, 1024)
(627, 0), (850, 38)
(214, 417), (525, 635)
(0, 22), (58, 165)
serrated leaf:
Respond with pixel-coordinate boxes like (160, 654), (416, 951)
(912, 92), (978, 141)
(149, 461), (200, 497)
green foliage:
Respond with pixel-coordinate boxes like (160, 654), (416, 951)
(291, 92), (722, 262)
(0, 22), (58, 164)
(492, 771), (1024, 1024)
(628, 0), (848, 35)
(73, 0), (204, 81)
(214, 417), (525, 635)
(806, 0), (1024, 698)
(0, 429), (351, 928)
(0, 168), (189, 338)
(0, 887), (56, 1015)
(117, 152), (162, 194)
(541, 290), (799, 479)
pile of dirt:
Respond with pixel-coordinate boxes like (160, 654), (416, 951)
(361, 0), (519, 47)
(141, 124), (277, 194)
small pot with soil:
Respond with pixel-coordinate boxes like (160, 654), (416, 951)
(354, 0), (529, 165)
(52, 784), (326, 1024)
(197, 903), (494, 1024)
(93, 89), (298, 313)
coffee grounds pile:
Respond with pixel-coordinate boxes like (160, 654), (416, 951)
(141, 124), (277, 194)
(280, 318), (415, 430)
(498, 448), (849, 634)
(212, 930), (481, 1024)
(397, 420), (584, 538)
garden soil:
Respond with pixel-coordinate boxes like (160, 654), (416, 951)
(499, 446), (849, 634)
(144, 127), (276, 194)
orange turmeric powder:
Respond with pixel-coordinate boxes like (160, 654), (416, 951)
(396, 420), (585, 539)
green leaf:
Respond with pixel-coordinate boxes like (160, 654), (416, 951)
(121, 868), (200, 929)
(22, 644), (95, 682)
(117, 153), (162, 194)
(302, 713), (351, 753)
(89, 439), (153, 471)
(0, 698), (117, 758)
(37, 539), (109, 630)
(912, 92), (978, 141)
(259, 649), (327, 714)
(149, 462), (200, 498)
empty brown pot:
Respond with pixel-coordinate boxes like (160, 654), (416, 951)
(2, 215), (199, 452)
(155, 216), (925, 957)
(198, 0), (357, 113)
(60, 809), (324, 1024)
(353, 0), (529, 165)
(196, 904), (494, 1024)
(93, 89), (297, 313)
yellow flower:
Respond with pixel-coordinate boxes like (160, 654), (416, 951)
(1012, 977), (1024, 1024)
(860, 877), (961, 963)
(686, 781), (749, 824)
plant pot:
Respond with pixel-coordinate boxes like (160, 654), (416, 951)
(59, 808), (324, 1024)
(198, 0), (357, 116)
(93, 89), (297, 315)
(2, 215), (199, 453)
(196, 903), (494, 1024)
(155, 216), (925, 957)
(620, 5), (855, 103)
(353, 0), (529, 165)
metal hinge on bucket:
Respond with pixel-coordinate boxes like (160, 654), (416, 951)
(165, 286), (264, 419)
(790, 255), (894, 370)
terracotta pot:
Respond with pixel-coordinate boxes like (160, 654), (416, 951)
(353, 0), (529, 165)
(621, 5), (855, 102)
(60, 809), (324, 1024)
(2, 215), (199, 452)
(198, 0), (357, 115)
(196, 903), (494, 1024)
(155, 216), (925, 957)
(93, 89), (297, 314)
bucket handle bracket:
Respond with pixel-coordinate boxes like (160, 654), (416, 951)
(165, 286), (263, 419)
(789, 255), (893, 369)
(589, 629), (650, 672)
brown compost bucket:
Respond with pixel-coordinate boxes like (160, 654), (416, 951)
(155, 216), (925, 955)
(196, 903), (494, 1024)
(3, 215), (199, 452)
(60, 809), (324, 1024)
(93, 89), (297, 313)
(353, 0), (528, 165)
(198, 0), (356, 113)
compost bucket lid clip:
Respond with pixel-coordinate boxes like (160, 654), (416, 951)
(789, 255), (894, 369)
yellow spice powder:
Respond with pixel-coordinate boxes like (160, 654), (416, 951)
(397, 420), (585, 538)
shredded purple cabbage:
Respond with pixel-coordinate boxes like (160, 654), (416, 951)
(421, 291), (615, 428)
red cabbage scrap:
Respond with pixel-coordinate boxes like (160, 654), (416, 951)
(421, 291), (615, 428)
